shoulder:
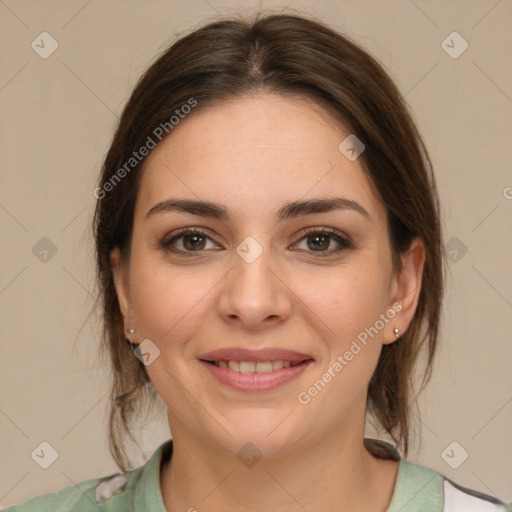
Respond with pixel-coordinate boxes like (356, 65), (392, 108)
(1, 440), (172, 512)
(390, 459), (511, 512)
(1, 472), (136, 512)
(441, 478), (511, 512)
(365, 439), (510, 512)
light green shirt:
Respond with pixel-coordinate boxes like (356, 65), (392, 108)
(2, 439), (510, 511)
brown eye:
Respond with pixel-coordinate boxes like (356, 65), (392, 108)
(294, 228), (353, 256)
(306, 233), (331, 251)
(181, 233), (207, 251)
(161, 229), (219, 254)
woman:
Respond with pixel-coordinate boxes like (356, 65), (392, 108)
(5, 12), (510, 512)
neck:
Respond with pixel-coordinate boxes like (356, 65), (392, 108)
(160, 420), (399, 512)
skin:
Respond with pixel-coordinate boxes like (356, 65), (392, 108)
(111, 93), (425, 512)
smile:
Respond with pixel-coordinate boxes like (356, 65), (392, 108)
(199, 348), (314, 392)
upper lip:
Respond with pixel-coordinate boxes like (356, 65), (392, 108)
(199, 347), (314, 363)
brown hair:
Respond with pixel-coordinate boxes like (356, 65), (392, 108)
(93, 12), (444, 472)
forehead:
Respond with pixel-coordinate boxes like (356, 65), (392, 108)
(135, 93), (384, 224)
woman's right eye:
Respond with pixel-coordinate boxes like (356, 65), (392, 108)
(161, 228), (219, 254)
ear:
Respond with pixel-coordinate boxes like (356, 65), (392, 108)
(110, 247), (135, 334)
(383, 237), (425, 345)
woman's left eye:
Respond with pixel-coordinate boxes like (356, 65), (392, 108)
(293, 228), (353, 255)
(160, 227), (353, 256)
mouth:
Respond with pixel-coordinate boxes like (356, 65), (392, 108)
(198, 347), (314, 392)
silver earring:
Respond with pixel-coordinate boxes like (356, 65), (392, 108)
(127, 328), (135, 334)
(394, 328), (400, 337)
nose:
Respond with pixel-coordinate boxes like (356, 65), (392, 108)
(217, 243), (292, 331)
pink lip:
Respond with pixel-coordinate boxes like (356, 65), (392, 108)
(199, 347), (314, 392)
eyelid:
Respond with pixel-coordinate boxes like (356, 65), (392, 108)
(294, 226), (352, 244)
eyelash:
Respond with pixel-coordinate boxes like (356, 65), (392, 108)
(159, 227), (354, 258)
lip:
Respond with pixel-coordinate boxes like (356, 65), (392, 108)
(199, 347), (314, 392)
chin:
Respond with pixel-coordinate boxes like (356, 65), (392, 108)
(206, 410), (306, 459)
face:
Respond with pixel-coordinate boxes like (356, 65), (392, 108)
(111, 93), (424, 457)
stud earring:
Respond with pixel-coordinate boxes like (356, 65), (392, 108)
(126, 328), (135, 334)
(394, 328), (400, 338)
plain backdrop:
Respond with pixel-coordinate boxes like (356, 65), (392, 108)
(1, 0), (511, 507)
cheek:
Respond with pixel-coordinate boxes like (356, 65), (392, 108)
(297, 263), (389, 340)
(129, 253), (213, 344)
(294, 261), (390, 396)
(295, 271), (389, 410)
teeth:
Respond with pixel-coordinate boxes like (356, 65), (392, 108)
(228, 360), (240, 372)
(215, 360), (302, 373)
(239, 361), (256, 373)
(256, 361), (273, 373)
(272, 360), (283, 370)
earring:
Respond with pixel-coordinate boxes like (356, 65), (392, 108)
(394, 328), (400, 338)
(126, 328), (135, 334)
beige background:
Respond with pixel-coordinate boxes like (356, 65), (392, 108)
(1, 0), (511, 508)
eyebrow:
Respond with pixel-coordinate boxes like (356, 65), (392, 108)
(145, 197), (370, 222)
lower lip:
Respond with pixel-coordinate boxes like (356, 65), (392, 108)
(200, 360), (313, 392)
